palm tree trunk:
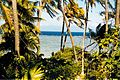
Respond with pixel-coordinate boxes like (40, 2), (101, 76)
(63, 12), (78, 62)
(12, 0), (20, 78)
(12, 0), (20, 58)
(63, 21), (72, 51)
(105, 0), (109, 79)
(59, 0), (78, 62)
(37, 1), (42, 32)
(60, 20), (65, 51)
(105, 0), (108, 33)
(36, 1), (42, 55)
(81, 21), (86, 79)
(63, 23), (68, 51)
(81, 0), (89, 79)
(115, 0), (120, 27)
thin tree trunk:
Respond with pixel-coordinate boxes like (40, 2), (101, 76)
(119, 7), (120, 24)
(62, 12), (78, 62)
(59, 0), (65, 51)
(105, 0), (109, 79)
(63, 21), (71, 51)
(60, 19), (65, 51)
(81, 0), (89, 79)
(115, 0), (120, 27)
(59, 0), (78, 62)
(36, 1), (42, 55)
(12, 0), (20, 58)
(12, 0), (20, 78)
(81, 20), (86, 79)
(37, 1), (42, 32)
(63, 24), (68, 51)
(105, 0), (108, 33)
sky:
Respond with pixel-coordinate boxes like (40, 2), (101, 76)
(0, 0), (114, 32)
(40, 0), (105, 32)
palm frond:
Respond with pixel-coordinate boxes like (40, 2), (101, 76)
(45, 3), (58, 18)
(22, 65), (43, 80)
(0, 2), (13, 27)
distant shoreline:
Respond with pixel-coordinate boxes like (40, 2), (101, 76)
(40, 31), (90, 36)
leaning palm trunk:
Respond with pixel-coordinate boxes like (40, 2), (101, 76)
(62, 11), (78, 62)
(115, 0), (120, 27)
(58, 0), (78, 62)
(12, 0), (20, 58)
(105, 0), (108, 33)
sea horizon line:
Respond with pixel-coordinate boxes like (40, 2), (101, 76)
(40, 31), (90, 36)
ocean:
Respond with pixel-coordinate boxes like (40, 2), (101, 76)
(40, 31), (98, 58)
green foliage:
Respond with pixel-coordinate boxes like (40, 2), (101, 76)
(0, 0), (42, 79)
(65, 2), (85, 18)
(87, 28), (120, 79)
(99, 28), (119, 49)
(21, 64), (43, 80)
(42, 29), (120, 79)
(43, 47), (91, 79)
(0, 0), (119, 79)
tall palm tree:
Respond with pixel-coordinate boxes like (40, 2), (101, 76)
(81, 0), (96, 79)
(81, 0), (90, 79)
(57, 0), (78, 62)
(63, 12), (78, 62)
(12, 0), (20, 58)
(0, 0), (42, 78)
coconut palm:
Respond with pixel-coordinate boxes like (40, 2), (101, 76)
(58, 0), (85, 63)
(80, 0), (96, 78)
(0, 0), (42, 78)
(0, 0), (41, 56)
(81, 0), (89, 78)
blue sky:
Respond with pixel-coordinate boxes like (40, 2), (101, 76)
(40, 1), (105, 32)
(0, 0), (114, 32)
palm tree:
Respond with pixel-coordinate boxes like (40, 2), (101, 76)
(12, 0), (20, 58)
(0, 0), (42, 78)
(63, 13), (78, 62)
(81, 1), (88, 79)
(57, 0), (78, 62)
(81, 0), (90, 78)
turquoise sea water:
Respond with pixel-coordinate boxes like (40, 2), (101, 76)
(40, 31), (98, 58)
